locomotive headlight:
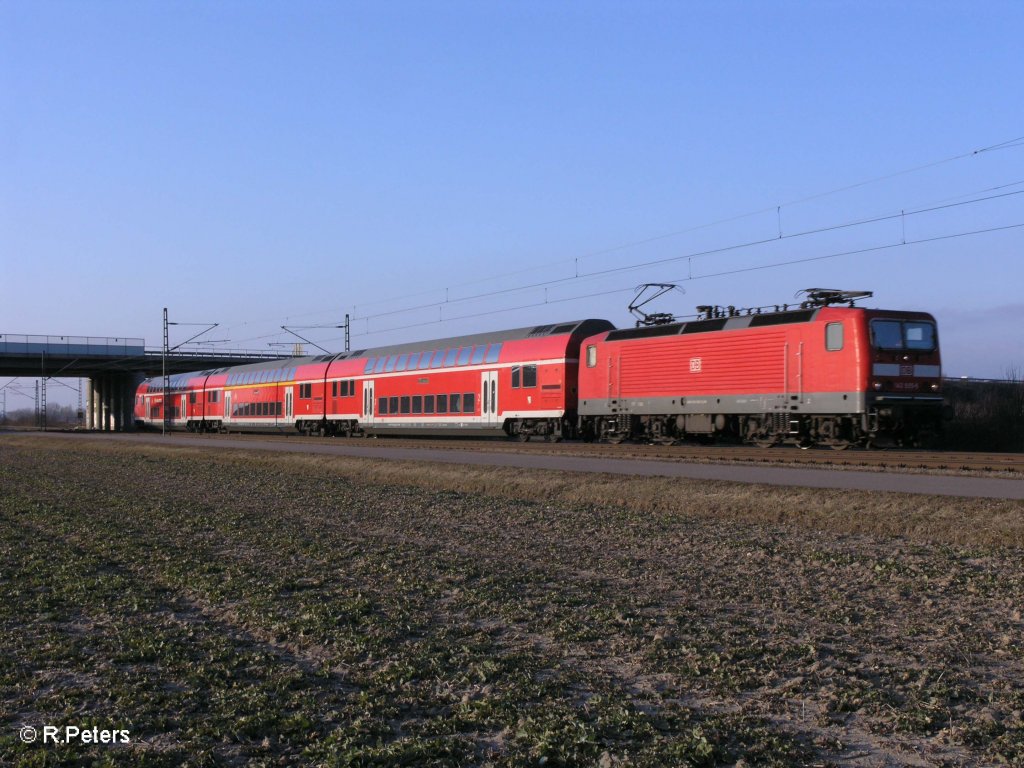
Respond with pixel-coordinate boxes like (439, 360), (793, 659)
(930, 383), (940, 391)
(872, 381), (883, 391)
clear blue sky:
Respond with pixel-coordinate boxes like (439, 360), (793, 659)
(2, 1), (1022, 406)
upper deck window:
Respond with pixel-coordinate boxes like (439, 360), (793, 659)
(870, 319), (936, 352)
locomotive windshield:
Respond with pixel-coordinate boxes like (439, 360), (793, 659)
(870, 319), (936, 351)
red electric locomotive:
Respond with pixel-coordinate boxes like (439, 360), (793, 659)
(576, 289), (943, 448)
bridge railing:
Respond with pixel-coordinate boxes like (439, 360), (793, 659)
(0, 334), (146, 356)
(143, 347), (285, 359)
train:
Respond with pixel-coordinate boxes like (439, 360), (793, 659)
(135, 289), (945, 448)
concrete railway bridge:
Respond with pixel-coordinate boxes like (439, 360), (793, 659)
(0, 334), (283, 431)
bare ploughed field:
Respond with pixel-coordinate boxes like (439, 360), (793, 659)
(2, 436), (1022, 766)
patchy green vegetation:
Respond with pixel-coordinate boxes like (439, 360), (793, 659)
(1, 438), (1023, 766)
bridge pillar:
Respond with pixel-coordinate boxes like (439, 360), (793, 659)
(85, 378), (94, 430)
(99, 376), (110, 432)
(92, 378), (101, 430)
(111, 376), (122, 432)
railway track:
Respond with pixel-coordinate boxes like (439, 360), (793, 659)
(124, 430), (1024, 476)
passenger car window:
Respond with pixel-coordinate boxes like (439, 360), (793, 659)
(522, 365), (537, 388)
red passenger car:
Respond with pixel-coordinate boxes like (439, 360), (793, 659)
(576, 290), (942, 447)
(310, 319), (614, 440)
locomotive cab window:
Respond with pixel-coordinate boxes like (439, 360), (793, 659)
(825, 322), (843, 351)
(870, 319), (936, 352)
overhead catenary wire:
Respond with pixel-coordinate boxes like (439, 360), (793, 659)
(326, 133), (1024, 315)
(219, 132), (1024, 337)
(342, 188), (1024, 325)
(304, 220), (1024, 344)
(221, 179), (1024, 349)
